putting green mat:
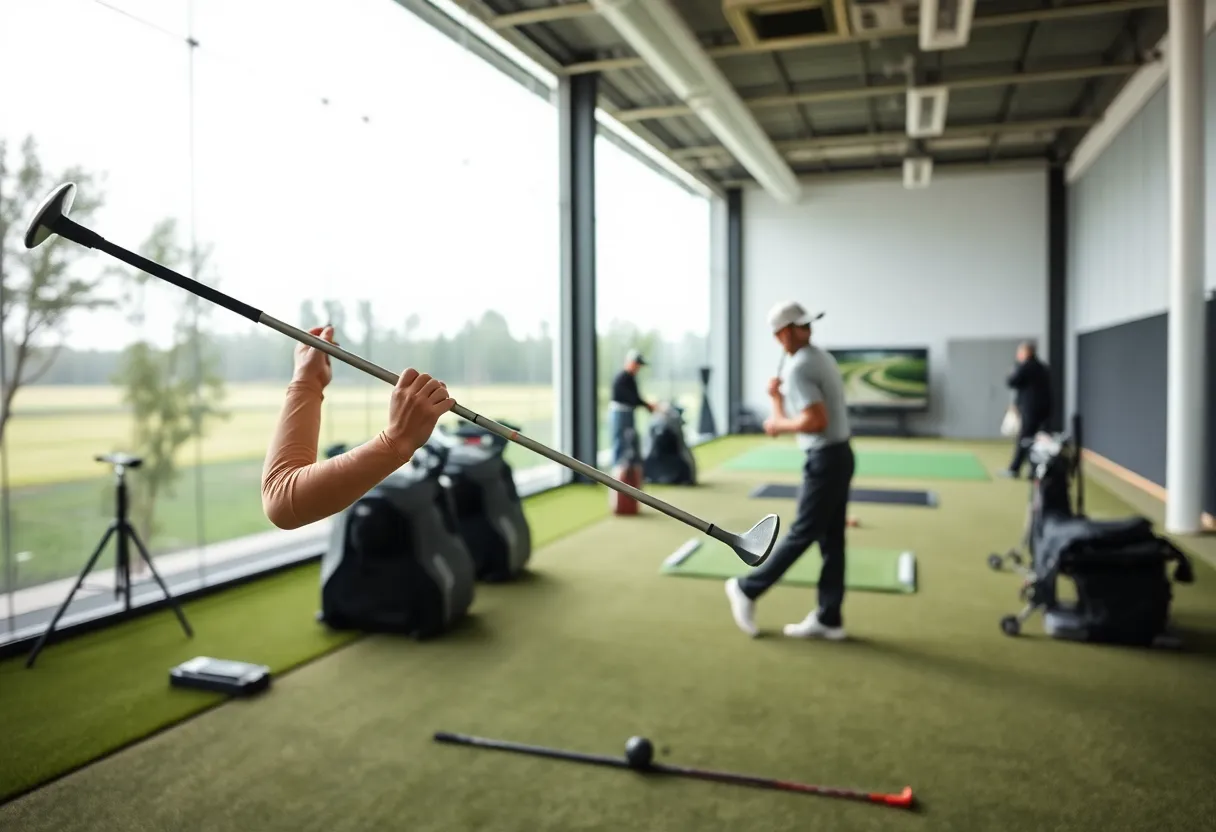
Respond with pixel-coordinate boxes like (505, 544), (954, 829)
(721, 445), (990, 481)
(661, 540), (916, 593)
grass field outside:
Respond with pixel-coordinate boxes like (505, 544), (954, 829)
(0, 383), (703, 593)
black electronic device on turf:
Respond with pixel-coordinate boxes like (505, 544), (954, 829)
(988, 415), (1194, 646)
(169, 656), (271, 696)
(25, 453), (193, 669)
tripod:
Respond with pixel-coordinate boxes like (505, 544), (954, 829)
(26, 453), (193, 668)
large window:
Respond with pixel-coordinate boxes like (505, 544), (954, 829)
(0, 0), (560, 640)
(594, 133), (712, 467)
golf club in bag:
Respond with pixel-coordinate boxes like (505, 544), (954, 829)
(24, 183), (779, 567)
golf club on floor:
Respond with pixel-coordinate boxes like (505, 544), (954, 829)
(433, 731), (915, 810)
(23, 182), (779, 567)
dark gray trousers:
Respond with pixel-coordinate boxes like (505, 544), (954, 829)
(737, 440), (855, 628)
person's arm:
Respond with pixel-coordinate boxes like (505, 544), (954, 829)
(624, 373), (654, 412)
(769, 367), (828, 435)
(770, 387), (828, 434)
(260, 380), (411, 530)
(1007, 361), (1028, 389)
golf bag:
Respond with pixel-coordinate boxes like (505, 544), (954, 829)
(436, 422), (533, 582)
(319, 443), (476, 639)
(611, 426), (643, 516)
(990, 432), (1194, 646)
(643, 404), (697, 486)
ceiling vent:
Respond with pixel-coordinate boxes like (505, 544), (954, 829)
(918, 0), (975, 50)
(848, 0), (917, 34)
(903, 156), (933, 189)
(906, 85), (948, 137)
(723, 0), (850, 46)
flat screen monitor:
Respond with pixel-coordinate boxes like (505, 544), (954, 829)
(827, 347), (929, 411)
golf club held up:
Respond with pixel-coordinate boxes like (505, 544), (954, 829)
(23, 183), (779, 567)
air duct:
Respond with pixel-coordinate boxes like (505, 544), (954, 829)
(919, 0), (976, 50)
(903, 156), (933, 188)
(591, 0), (802, 203)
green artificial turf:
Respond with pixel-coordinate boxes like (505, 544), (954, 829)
(2, 436), (1216, 832)
(0, 480), (611, 804)
(661, 539), (916, 593)
(723, 443), (991, 481)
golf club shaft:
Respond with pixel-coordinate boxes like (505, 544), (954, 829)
(61, 215), (715, 536)
(433, 732), (628, 770)
(651, 761), (912, 807)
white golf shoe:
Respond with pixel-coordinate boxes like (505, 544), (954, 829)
(724, 578), (758, 637)
(783, 612), (847, 641)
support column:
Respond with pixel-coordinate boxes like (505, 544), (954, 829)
(1046, 165), (1067, 432)
(725, 188), (744, 433)
(1165, 0), (1207, 533)
(558, 72), (598, 480)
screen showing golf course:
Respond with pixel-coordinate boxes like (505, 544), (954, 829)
(828, 347), (929, 410)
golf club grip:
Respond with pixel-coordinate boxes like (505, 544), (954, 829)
(434, 732), (627, 769)
(94, 235), (263, 323)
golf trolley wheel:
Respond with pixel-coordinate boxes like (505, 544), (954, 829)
(1000, 615), (1021, 637)
(987, 554), (1003, 571)
(1008, 551), (1024, 566)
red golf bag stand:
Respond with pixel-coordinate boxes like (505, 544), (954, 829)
(611, 427), (643, 516)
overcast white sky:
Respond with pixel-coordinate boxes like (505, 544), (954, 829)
(0, 0), (711, 351)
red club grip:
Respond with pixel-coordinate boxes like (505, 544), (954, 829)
(871, 786), (915, 808)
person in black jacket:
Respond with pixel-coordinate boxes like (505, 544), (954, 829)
(1003, 341), (1053, 477)
(608, 349), (656, 466)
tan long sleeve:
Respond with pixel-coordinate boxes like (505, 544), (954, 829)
(261, 379), (409, 530)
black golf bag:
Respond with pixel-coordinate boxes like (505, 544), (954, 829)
(436, 422), (532, 582)
(643, 404), (697, 486)
(990, 432), (1194, 646)
(319, 443), (476, 639)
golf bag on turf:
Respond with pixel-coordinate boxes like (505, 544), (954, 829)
(319, 443), (476, 639)
(643, 404), (697, 486)
(436, 422), (533, 582)
(990, 432), (1195, 646)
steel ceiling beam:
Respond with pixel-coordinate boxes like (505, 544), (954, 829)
(558, 0), (1165, 74)
(614, 62), (1141, 122)
(671, 116), (1099, 160)
(489, 2), (596, 28)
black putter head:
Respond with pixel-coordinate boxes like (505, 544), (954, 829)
(23, 182), (76, 249)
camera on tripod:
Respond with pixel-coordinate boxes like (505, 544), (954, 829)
(25, 449), (193, 668)
(95, 452), (143, 470)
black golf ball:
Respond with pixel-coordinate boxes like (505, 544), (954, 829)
(624, 736), (654, 769)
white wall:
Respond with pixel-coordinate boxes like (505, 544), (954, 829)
(740, 166), (1049, 434)
(1065, 30), (1216, 419)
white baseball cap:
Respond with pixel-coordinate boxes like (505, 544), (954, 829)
(767, 300), (823, 333)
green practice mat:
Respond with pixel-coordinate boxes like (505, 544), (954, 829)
(661, 539), (917, 593)
(722, 445), (990, 481)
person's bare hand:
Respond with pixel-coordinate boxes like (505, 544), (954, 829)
(293, 325), (335, 389)
(384, 368), (456, 459)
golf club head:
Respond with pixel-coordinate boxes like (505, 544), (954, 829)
(23, 182), (75, 249)
(727, 513), (780, 567)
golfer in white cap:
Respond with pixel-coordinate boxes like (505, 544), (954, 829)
(724, 301), (855, 640)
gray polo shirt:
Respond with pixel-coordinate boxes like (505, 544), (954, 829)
(781, 345), (851, 451)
